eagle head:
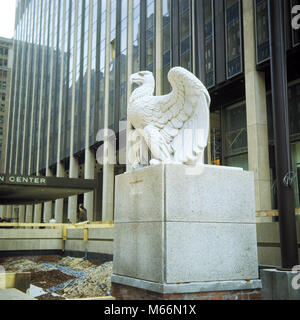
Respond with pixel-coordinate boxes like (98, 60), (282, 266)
(129, 71), (155, 87)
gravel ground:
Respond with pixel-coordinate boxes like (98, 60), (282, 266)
(0, 256), (113, 300)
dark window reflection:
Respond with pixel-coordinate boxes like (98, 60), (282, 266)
(255, 0), (270, 63)
(204, 0), (215, 88)
(225, 0), (242, 78)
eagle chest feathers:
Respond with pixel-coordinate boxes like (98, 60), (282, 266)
(128, 96), (153, 130)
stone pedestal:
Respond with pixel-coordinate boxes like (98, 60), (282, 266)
(112, 165), (262, 299)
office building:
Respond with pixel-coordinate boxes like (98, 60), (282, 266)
(2, 0), (300, 226)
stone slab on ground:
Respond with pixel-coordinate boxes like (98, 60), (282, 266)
(261, 269), (300, 300)
(0, 289), (36, 300)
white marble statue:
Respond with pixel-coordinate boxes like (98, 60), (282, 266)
(128, 67), (211, 168)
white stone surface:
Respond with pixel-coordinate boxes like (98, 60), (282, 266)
(113, 164), (260, 290)
(165, 165), (256, 223)
(115, 164), (256, 224)
(114, 165), (164, 223)
(113, 222), (164, 283)
(128, 67), (211, 167)
(166, 222), (259, 283)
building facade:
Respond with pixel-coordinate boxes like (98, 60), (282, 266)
(0, 37), (13, 172)
(1, 0), (300, 223)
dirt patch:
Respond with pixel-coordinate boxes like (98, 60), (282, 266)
(29, 270), (76, 289)
(35, 256), (62, 264)
(36, 294), (66, 301)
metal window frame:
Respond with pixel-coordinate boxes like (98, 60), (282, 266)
(254, 0), (271, 65)
(221, 100), (248, 162)
(179, 0), (193, 71)
(224, 0), (244, 80)
(203, 0), (216, 89)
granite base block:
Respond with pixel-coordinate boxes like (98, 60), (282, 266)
(113, 165), (261, 295)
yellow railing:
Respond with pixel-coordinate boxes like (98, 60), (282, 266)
(0, 221), (114, 229)
(0, 221), (114, 252)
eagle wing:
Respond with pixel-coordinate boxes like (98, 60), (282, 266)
(144, 67), (211, 162)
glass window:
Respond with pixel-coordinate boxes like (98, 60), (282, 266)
(179, 0), (191, 71)
(267, 82), (300, 208)
(146, 0), (155, 72)
(162, 0), (171, 94)
(132, 0), (140, 73)
(210, 110), (222, 165)
(204, 0), (215, 88)
(225, 0), (243, 78)
(255, 0), (270, 64)
(119, 0), (128, 122)
(223, 102), (248, 170)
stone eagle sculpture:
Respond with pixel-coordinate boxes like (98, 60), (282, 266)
(128, 67), (211, 168)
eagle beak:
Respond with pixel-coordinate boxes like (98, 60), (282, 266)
(130, 74), (143, 86)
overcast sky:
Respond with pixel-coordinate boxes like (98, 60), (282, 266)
(0, 0), (16, 39)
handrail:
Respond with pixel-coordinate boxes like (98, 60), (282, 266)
(0, 222), (114, 229)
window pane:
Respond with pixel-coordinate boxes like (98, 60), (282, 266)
(179, 0), (191, 71)
(225, 0), (242, 78)
(204, 0), (215, 87)
(223, 103), (248, 157)
(255, 0), (270, 63)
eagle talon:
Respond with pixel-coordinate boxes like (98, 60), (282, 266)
(150, 159), (161, 166)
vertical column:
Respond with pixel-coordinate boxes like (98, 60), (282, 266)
(27, 0), (43, 176)
(12, 206), (19, 222)
(243, 0), (271, 211)
(102, 0), (115, 222)
(0, 206), (7, 219)
(55, 162), (65, 222)
(67, 0), (79, 224)
(19, 206), (25, 223)
(14, 4), (30, 174)
(126, 0), (133, 172)
(84, 149), (95, 221)
(6, 206), (12, 219)
(268, 0), (299, 268)
(34, 204), (42, 223)
(68, 156), (79, 223)
(83, 0), (95, 222)
(43, 168), (53, 223)
(55, 0), (67, 223)
(25, 205), (33, 223)
(20, 0), (35, 175)
(155, 0), (162, 96)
